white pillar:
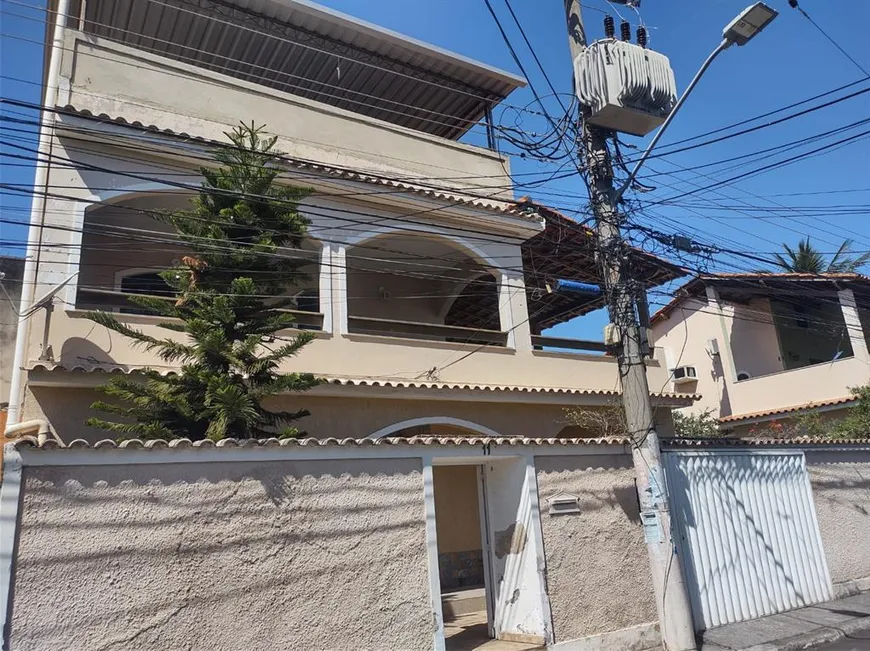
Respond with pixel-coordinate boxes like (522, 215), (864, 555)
(422, 460), (446, 651)
(332, 244), (348, 336)
(498, 271), (532, 352)
(706, 286), (738, 383)
(318, 243), (333, 334)
(838, 288), (870, 364)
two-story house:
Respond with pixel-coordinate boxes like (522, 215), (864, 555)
(651, 273), (870, 436)
(8, 0), (697, 446)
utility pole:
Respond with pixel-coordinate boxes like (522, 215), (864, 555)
(564, 2), (697, 649)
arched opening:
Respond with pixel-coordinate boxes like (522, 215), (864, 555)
(75, 193), (323, 329)
(345, 233), (503, 345)
(367, 417), (502, 439)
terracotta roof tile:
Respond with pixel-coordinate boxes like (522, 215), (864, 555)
(9, 435), (632, 450)
(662, 435), (870, 447)
(651, 272), (870, 324)
(28, 364), (700, 404)
(718, 395), (858, 424)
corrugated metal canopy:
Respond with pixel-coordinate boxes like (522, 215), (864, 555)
(71, 0), (526, 140)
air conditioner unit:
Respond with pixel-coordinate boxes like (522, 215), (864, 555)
(672, 365), (698, 385)
(574, 39), (677, 136)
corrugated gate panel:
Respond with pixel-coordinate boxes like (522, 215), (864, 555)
(665, 451), (832, 631)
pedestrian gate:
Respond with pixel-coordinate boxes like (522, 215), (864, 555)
(664, 451), (833, 631)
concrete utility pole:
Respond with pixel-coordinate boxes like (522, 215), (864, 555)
(563, 2), (697, 649)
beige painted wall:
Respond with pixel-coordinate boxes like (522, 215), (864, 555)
(806, 450), (870, 587)
(62, 33), (512, 191)
(11, 458), (430, 651)
(535, 454), (656, 642)
(433, 465), (482, 554)
(22, 387), (679, 444)
(653, 296), (870, 421)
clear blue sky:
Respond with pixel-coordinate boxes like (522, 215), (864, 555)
(2, 0), (869, 338)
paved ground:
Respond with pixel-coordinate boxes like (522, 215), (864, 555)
(443, 612), (543, 651)
(808, 624), (870, 650)
(701, 591), (870, 651)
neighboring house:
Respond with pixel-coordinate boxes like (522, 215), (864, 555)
(0, 256), (25, 409)
(651, 273), (870, 435)
(11, 0), (696, 443)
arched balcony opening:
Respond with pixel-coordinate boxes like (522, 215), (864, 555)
(74, 193), (323, 330)
(344, 233), (505, 346)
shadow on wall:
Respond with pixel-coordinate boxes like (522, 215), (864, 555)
(535, 454), (640, 523)
(667, 454), (815, 615)
(711, 353), (732, 418)
(60, 336), (120, 368)
(12, 459), (431, 650)
(28, 387), (108, 444)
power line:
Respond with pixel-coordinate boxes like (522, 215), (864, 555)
(788, 0), (870, 78)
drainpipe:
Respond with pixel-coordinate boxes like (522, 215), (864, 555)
(3, 420), (53, 446)
(6, 0), (70, 426)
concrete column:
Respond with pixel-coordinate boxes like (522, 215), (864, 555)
(498, 271), (532, 352)
(838, 288), (870, 364)
(332, 244), (348, 336)
(318, 243), (333, 334)
(706, 286), (738, 383)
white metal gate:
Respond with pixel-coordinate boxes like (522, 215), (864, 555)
(665, 451), (832, 631)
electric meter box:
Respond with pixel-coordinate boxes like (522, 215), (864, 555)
(574, 40), (677, 137)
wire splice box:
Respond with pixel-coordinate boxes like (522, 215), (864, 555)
(574, 39), (677, 136)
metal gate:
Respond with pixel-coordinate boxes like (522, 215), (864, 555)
(664, 451), (833, 631)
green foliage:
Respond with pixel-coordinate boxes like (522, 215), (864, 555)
(672, 409), (721, 438)
(744, 388), (870, 439)
(831, 384), (870, 439)
(85, 123), (320, 441)
(767, 238), (870, 274)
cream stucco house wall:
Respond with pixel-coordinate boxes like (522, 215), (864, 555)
(10, 0), (695, 445)
(651, 273), (870, 434)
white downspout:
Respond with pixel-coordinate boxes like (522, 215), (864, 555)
(3, 420), (54, 446)
(6, 0), (70, 426)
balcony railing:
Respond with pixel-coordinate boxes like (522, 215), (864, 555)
(531, 335), (608, 354)
(75, 287), (324, 329)
(347, 315), (507, 346)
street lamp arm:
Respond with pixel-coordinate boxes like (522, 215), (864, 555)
(614, 37), (732, 203)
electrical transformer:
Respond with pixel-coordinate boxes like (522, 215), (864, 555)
(574, 39), (677, 137)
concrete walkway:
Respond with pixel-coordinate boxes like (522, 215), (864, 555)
(701, 591), (870, 651)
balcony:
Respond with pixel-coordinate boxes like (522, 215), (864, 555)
(726, 356), (867, 418)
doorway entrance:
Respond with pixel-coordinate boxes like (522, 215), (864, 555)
(433, 464), (490, 650)
(433, 464), (542, 651)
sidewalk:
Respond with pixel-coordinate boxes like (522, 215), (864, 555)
(700, 591), (870, 651)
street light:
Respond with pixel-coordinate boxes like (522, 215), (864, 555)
(614, 2), (778, 202)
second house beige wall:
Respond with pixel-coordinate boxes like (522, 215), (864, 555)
(11, 458), (430, 651)
(535, 454), (656, 642)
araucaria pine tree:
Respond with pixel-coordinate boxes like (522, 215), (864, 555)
(86, 123), (320, 441)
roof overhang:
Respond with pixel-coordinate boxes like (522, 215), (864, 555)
(27, 366), (700, 408)
(717, 395), (858, 428)
(652, 273), (870, 325)
(51, 108), (544, 236)
(57, 0), (526, 140)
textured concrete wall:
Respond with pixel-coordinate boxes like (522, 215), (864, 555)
(11, 458), (430, 651)
(535, 454), (656, 643)
(807, 450), (870, 586)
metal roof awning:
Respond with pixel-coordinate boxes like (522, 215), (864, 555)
(67, 0), (526, 140)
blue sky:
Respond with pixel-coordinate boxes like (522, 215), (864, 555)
(2, 0), (869, 339)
